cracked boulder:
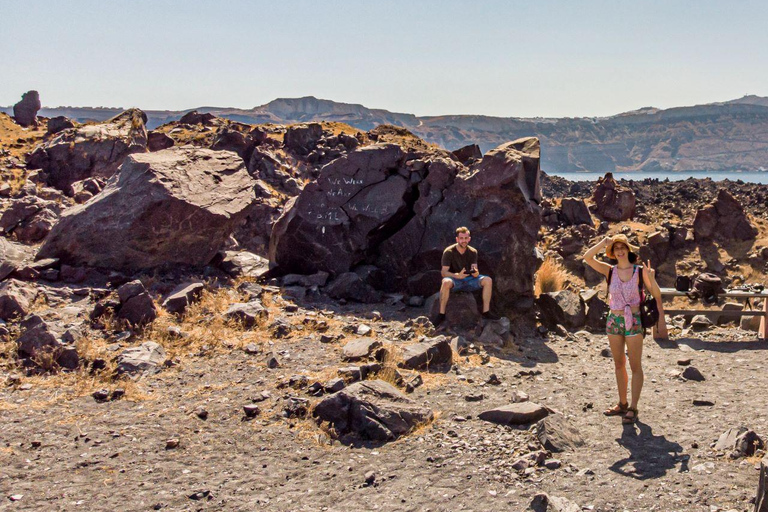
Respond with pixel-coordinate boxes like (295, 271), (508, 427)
(27, 109), (148, 193)
(270, 137), (541, 312)
(312, 380), (433, 442)
(693, 189), (757, 241)
(592, 173), (635, 221)
(38, 146), (256, 271)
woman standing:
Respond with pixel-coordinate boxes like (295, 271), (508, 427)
(583, 233), (662, 424)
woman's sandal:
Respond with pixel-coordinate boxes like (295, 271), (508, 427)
(622, 407), (639, 424)
(603, 402), (628, 416)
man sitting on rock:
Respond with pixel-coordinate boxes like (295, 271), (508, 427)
(435, 226), (499, 327)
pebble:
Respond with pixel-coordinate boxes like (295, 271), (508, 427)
(165, 438), (180, 449)
(677, 358), (692, 366)
(243, 405), (261, 418)
(195, 407), (208, 420)
(364, 471), (376, 486)
(692, 399), (715, 406)
(244, 343), (260, 354)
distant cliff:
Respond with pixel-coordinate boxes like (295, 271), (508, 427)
(4, 95), (768, 173)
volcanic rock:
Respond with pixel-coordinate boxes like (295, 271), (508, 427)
(46, 116), (74, 135)
(38, 146), (256, 271)
(216, 251), (269, 279)
(536, 290), (585, 329)
(580, 289), (608, 331)
(312, 380), (434, 441)
(179, 110), (217, 126)
(116, 341), (166, 375)
(225, 301), (268, 328)
(283, 123), (325, 155)
(479, 402), (549, 425)
(693, 189), (757, 241)
(427, 291), (480, 330)
(342, 337), (384, 361)
(27, 109), (148, 193)
(559, 197), (592, 226)
(451, 144), (482, 166)
(592, 173), (635, 221)
(147, 131), (174, 152)
(528, 493), (581, 512)
(400, 335), (452, 369)
(325, 272), (383, 303)
(162, 281), (204, 314)
(13, 90), (41, 127)
(536, 414), (585, 452)
(0, 279), (37, 320)
(0, 239), (34, 281)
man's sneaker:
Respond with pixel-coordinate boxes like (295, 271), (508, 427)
(482, 311), (500, 321)
(433, 313), (446, 328)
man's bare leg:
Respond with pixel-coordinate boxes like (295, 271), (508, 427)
(439, 278), (453, 314)
(481, 277), (492, 312)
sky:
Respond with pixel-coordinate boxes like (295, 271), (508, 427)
(1, 0), (767, 118)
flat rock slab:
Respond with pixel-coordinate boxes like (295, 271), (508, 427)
(225, 301), (268, 328)
(479, 402), (549, 425)
(341, 337), (383, 361)
(536, 414), (585, 452)
(163, 281), (204, 314)
(117, 341), (166, 375)
(399, 335), (452, 369)
(312, 380), (433, 442)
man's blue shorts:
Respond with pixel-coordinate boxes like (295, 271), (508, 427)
(450, 275), (488, 292)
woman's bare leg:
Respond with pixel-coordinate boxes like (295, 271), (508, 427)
(625, 333), (644, 409)
(608, 334), (628, 404)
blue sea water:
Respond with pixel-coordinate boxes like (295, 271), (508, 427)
(548, 170), (768, 184)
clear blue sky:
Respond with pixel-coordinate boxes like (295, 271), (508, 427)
(2, 0), (766, 117)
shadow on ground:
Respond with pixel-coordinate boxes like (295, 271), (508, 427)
(609, 421), (686, 480)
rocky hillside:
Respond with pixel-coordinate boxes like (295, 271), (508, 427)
(2, 104), (768, 511)
(5, 94), (768, 174)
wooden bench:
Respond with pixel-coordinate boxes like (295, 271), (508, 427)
(659, 287), (768, 317)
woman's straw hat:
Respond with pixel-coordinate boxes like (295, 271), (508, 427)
(605, 233), (638, 259)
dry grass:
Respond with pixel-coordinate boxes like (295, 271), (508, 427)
(534, 257), (568, 296)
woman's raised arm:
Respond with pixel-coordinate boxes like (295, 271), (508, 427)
(583, 237), (612, 278)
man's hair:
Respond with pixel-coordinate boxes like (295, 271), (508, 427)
(455, 226), (470, 236)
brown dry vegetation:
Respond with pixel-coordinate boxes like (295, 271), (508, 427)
(534, 257), (569, 296)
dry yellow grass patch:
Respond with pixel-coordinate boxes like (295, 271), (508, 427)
(534, 257), (568, 296)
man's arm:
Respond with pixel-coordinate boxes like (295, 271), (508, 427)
(441, 265), (467, 279)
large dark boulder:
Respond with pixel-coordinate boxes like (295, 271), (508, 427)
(693, 189), (757, 241)
(27, 109), (148, 193)
(592, 173), (635, 221)
(283, 123), (325, 155)
(559, 197), (592, 226)
(13, 90), (41, 127)
(38, 147), (256, 271)
(536, 290), (586, 329)
(270, 138), (541, 313)
(312, 380), (434, 441)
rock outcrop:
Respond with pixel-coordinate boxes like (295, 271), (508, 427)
(270, 137), (541, 312)
(312, 380), (434, 441)
(693, 189), (757, 241)
(27, 109), (148, 193)
(13, 90), (41, 127)
(38, 146), (256, 271)
(592, 173), (635, 221)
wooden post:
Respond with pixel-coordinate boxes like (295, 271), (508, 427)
(756, 454), (768, 512)
(652, 296), (669, 340)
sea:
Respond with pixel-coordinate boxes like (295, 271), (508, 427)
(549, 170), (768, 185)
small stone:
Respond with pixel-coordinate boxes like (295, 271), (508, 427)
(682, 366), (705, 381)
(244, 343), (260, 355)
(266, 353), (280, 369)
(356, 324), (372, 336)
(600, 347), (612, 357)
(110, 388), (125, 401)
(8, 494), (23, 502)
(187, 490), (211, 501)
(320, 334), (336, 344)
(364, 470), (376, 486)
(511, 390), (529, 403)
(243, 405), (261, 418)
(92, 389), (110, 402)
(544, 459), (562, 470)
(677, 358), (692, 366)
(693, 399), (715, 406)
(195, 408), (208, 420)
(486, 373), (501, 385)
(465, 393), (484, 402)
(165, 438), (180, 450)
